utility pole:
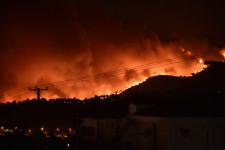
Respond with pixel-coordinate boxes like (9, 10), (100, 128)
(29, 86), (48, 134)
(29, 86), (48, 101)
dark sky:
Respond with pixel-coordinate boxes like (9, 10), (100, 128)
(1, 0), (225, 46)
(74, 0), (225, 46)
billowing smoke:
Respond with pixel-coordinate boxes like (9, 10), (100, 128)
(0, 0), (224, 102)
(124, 69), (139, 82)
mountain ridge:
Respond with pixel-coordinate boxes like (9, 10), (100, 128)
(118, 61), (225, 104)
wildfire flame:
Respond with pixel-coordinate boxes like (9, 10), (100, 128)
(0, 46), (209, 102)
(0, 1), (223, 103)
(221, 48), (225, 59)
(120, 51), (206, 92)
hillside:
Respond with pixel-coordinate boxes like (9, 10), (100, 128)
(118, 61), (225, 104)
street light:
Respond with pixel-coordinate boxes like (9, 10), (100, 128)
(57, 128), (59, 134)
(40, 127), (44, 132)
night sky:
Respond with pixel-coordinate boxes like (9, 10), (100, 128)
(75, 0), (225, 45)
(0, 0), (224, 101)
(1, 0), (225, 46)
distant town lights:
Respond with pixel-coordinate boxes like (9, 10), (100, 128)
(67, 143), (70, 147)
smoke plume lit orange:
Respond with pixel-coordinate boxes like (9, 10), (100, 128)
(0, 1), (224, 102)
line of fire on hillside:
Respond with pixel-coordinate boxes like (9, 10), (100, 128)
(0, 61), (225, 150)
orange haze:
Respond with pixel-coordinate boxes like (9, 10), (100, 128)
(0, 1), (224, 102)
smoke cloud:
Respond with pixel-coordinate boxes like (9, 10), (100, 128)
(0, 0), (224, 102)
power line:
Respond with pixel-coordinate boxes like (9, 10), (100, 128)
(3, 91), (33, 102)
(39, 55), (199, 87)
(44, 50), (219, 87)
(39, 57), (188, 86)
(0, 51), (209, 101)
(0, 88), (28, 99)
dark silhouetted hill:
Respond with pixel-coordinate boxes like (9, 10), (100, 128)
(119, 61), (225, 104)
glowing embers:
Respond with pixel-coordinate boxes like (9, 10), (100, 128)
(198, 58), (203, 64)
(124, 77), (148, 91)
(221, 48), (225, 59)
(1, 45), (212, 102)
(121, 61), (206, 92)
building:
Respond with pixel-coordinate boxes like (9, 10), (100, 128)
(75, 103), (225, 150)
